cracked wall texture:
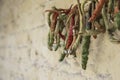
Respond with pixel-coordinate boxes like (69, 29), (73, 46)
(0, 0), (120, 80)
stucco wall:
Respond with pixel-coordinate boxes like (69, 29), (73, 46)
(0, 0), (120, 80)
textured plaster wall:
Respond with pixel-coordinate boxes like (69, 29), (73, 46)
(0, 0), (120, 80)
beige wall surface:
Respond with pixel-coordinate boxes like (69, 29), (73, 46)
(0, 0), (120, 80)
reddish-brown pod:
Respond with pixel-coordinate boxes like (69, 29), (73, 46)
(66, 14), (75, 49)
(59, 31), (66, 41)
(89, 0), (106, 22)
(50, 12), (59, 32)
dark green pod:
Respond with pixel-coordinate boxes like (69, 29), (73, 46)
(59, 53), (66, 62)
(81, 35), (91, 70)
(47, 31), (54, 50)
(54, 34), (60, 51)
(114, 12), (120, 30)
(48, 12), (52, 27)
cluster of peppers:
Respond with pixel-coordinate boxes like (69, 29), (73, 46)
(45, 0), (120, 70)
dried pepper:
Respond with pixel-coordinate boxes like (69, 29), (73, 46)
(81, 2), (91, 70)
(89, 0), (106, 22)
(48, 31), (54, 50)
(65, 15), (75, 49)
(70, 14), (80, 56)
(82, 36), (91, 70)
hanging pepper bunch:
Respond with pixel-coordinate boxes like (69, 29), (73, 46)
(45, 0), (120, 70)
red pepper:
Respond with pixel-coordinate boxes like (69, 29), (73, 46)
(45, 10), (59, 32)
(89, 0), (107, 22)
(50, 12), (59, 32)
(59, 31), (65, 40)
(66, 14), (75, 49)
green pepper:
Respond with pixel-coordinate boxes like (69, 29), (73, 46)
(59, 53), (66, 62)
(114, 12), (120, 30)
(47, 31), (54, 50)
(82, 35), (91, 70)
(48, 12), (52, 27)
